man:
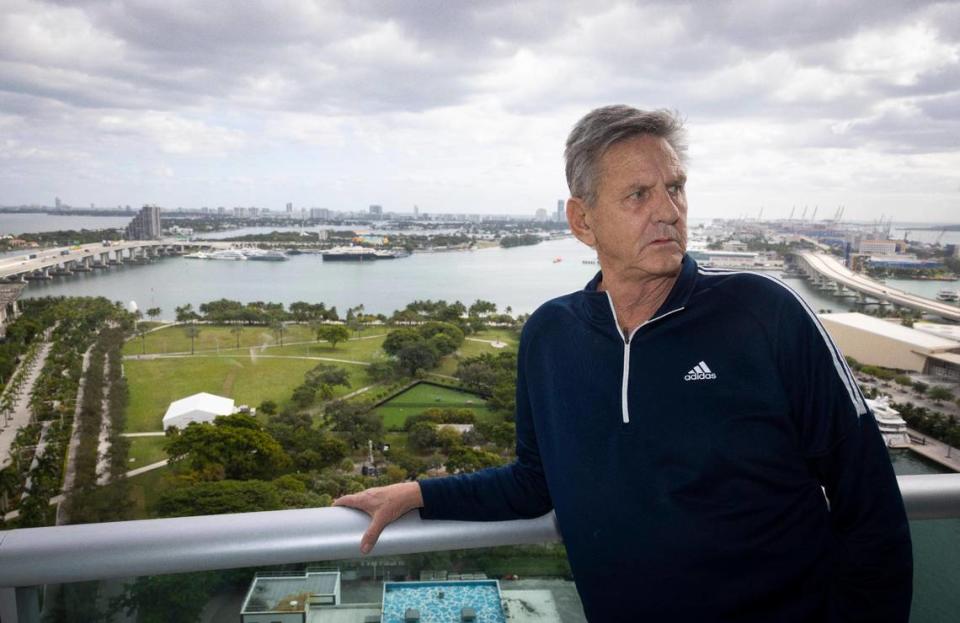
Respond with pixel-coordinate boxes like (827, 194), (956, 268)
(335, 105), (913, 621)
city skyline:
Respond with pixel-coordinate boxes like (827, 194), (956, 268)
(1, 1), (958, 222)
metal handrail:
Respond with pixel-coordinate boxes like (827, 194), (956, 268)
(1, 474), (959, 589)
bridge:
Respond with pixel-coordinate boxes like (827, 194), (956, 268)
(792, 251), (960, 322)
(0, 239), (240, 283)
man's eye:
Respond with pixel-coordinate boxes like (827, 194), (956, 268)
(668, 184), (684, 195)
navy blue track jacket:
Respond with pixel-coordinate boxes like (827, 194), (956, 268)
(420, 255), (912, 622)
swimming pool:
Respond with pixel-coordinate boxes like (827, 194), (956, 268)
(381, 580), (506, 623)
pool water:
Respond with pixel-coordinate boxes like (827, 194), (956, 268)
(382, 581), (506, 623)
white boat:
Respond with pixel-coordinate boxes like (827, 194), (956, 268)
(866, 395), (909, 447)
(183, 252), (208, 259)
(243, 249), (289, 261)
(321, 246), (379, 261)
(936, 288), (959, 302)
(209, 249), (247, 261)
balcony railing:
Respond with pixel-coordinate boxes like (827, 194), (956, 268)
(1, 473), (959, 622)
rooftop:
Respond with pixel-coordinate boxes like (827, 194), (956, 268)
(241, 571), (339, 614)
(819, 312), (960, 352)
(382, 580), (506, 623)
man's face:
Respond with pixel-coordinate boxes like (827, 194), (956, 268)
(576, 134), (688, 281)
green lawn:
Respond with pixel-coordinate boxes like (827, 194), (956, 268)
(123, 324), (384, 356)
(127, 465), (170, 518)
(125, 355), (369, 432)
(436, 330), (518, 375)
(374, 383), (489, 430)
(128, 436), (168, 466)
(264, 335), (387, 362)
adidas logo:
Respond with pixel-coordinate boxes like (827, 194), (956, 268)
(684, 360), (717, 382)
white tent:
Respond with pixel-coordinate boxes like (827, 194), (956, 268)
(163, 392), (235, 430)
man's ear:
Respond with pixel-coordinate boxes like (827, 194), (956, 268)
(566, 197), (596, 248)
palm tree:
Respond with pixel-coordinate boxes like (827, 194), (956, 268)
(270, 319), (285, 347)
(230, 324), (244, 349)
(147, 307), (162, 322)
(184, 323), (201, 354)
(136, 322), (148, 354)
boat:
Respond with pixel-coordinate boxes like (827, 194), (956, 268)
(209, 249), (247, 261)
(244, 249), (289, 261)
(865, 395), (909, 447)
(321, 246), (379, 261)
(936, 288), (959, 302)
(183, 252), (208, 259)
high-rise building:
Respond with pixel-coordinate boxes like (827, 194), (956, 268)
(535, 208), (548, 221)
(556, 199), (565, 222)
(369, 204), (383, 219)
(286, 202), (293, 214)
(124, 205), (162, 240)
(413, 204), (419, 217)
(54, 197), (62, 209)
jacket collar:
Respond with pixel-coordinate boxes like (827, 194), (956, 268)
(581, 254), (699, 333)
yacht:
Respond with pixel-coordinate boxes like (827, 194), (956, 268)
(865, 395), (909, 447)
(183, 252), (208, 260)
(244, 249), (289, 261)
(936, 288), (959, 302)
(209, 249), (247, 261)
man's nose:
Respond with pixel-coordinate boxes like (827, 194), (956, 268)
(653, 184), (681, 223)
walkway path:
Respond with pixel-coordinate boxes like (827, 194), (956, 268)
(60, 343), (96, 495)
(121, 431), (165, 437)
(0, 333), (53, 470)
(123, 334), (386, 359)
(129, 352), (372, 366)
(125, 459), (169, 478)
(904, 428), (960, 472)
(95, 357), (112, 485)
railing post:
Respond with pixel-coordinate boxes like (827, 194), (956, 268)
(0, 586), (40, 623)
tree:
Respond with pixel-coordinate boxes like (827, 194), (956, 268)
(270, 318), (285, 347)
(135, 322), (148, 354)
(175, 303), (200, 322)
(183, 323), (201, 354)
(445, 447), (504, 474)
(164, 415), (292, 480)
(325, 401), (384, 449)
(397, 340), (439, 376)
(146, 307), (162, 321)
(258, 400), (277, 415)
(383, 328), (421, 356)
(409, 421), (439, 452)
(230, 324), (244, 348)
(154, 479), (285, 517)
(319, 325), (351, 349)
(928, 386), (954, 404)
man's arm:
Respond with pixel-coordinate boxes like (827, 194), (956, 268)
(776, 289), (912, 622)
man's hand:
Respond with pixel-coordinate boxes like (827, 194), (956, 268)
(333, 481), (424, 555)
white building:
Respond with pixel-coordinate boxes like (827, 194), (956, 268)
(818, 312), (960, 375)
(162, 392), (235, 430)
(858, 239), (900, 255)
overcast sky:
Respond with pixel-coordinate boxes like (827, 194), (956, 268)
(1, 0), (958, 222)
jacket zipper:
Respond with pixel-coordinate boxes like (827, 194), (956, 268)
(604, 291), (685, 424)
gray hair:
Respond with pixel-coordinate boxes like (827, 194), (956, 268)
(564, 105), (688, 206)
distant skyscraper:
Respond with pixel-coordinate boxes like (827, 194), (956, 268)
(286, 202), (293, 214)
(413, 205), (419, 217)
(556, 199), (564, 222)
(369, 204), (383, 219)
(535, 208), (548, 221)
(124, 205), (162, 240)
(54, 197), (61, 209)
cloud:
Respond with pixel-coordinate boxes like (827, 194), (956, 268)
(0, 0), (957, 221)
